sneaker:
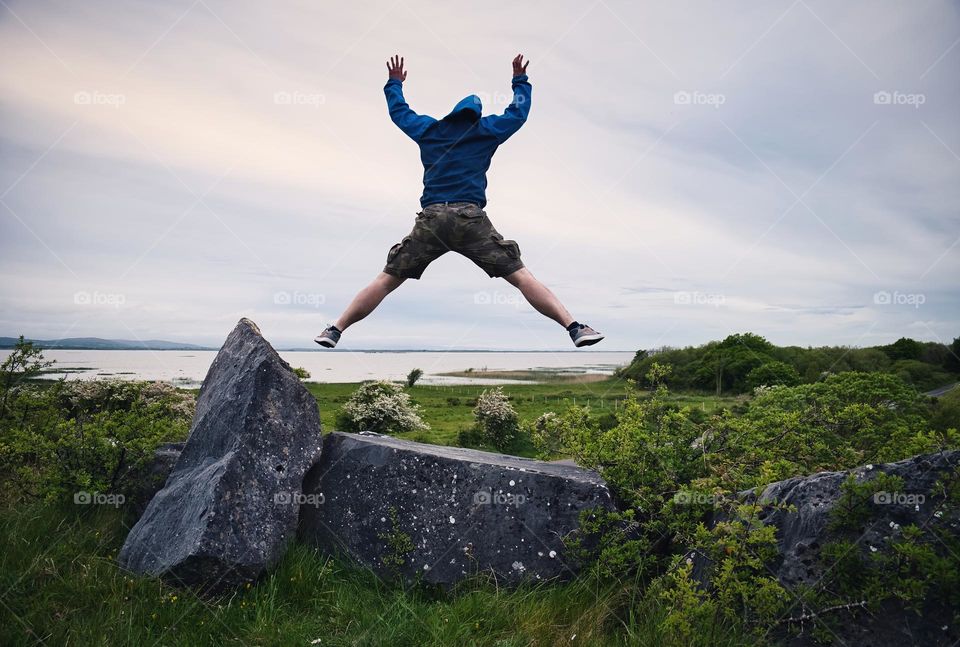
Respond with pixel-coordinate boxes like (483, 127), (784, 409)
(314, 325), (341, 348)
(569, 323), (604, 347)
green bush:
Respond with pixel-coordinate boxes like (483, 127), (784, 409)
(0, 336), (53, 415)
(537, 363), (959, 639)
(0, 366), (194, 505)
(879, 336), (924, 361)
(405, 368), (423, 388)
(745, 361), (800, 389)
(690, 374), (924, 491)
(931, 387), (960, 432)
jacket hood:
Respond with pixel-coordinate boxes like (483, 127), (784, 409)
(442, 95), (482, 121)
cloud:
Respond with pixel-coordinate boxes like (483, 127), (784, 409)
(0, 0), (957, 350)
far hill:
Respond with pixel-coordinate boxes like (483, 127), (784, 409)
(0, 336), (214, 351)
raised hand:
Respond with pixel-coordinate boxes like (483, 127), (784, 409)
(512, 53), (529, 77)
(387, 54), (407, 82)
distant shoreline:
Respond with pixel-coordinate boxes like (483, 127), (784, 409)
(10, 347), (633, 387)
(1, 345), (631, 353)
(437, 369), (613, 383)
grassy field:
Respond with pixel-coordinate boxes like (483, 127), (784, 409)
(0, 503), (747, 647)
(303, 377), (741, 453)
(436, 369), (612, 383)
(0, 378), (749, 646)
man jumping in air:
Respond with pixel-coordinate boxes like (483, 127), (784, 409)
(315, 54), (604, 348)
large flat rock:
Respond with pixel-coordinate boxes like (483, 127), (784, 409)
(118, 318), (323, 593)
(298, 431), (616, 586)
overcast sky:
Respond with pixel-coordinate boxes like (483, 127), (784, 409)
(1, 0), (957, 350)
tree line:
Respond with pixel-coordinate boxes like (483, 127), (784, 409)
(618, 332), (960, 395)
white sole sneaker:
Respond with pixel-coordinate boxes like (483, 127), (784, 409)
(574, 333), (604, 347)
(314, 327), (340, 348)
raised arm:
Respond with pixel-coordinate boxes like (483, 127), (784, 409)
(383, 55), (435, 142)
(481, 54), (532, 143)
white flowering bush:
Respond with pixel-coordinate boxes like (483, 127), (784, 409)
(335, 380), (429, 434)
(58, 379), (196, 422)
(471, 387), (518, 450)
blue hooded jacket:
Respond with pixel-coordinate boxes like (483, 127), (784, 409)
(383, 75), (532, 208)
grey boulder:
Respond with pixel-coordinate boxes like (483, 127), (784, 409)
(298, 431), (616, 587)
(696, 450), (960, 646)
(118, 318), (323, 593)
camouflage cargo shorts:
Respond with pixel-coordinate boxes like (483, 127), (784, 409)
(382, 202), (525, 280)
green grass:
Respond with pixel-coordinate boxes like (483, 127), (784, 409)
(0, 381), (750, 646)
(662, 392), (747, 414)
(436, 369), (613, 382)
(304, 378), (740, 453)
(0, 503), (750, 647)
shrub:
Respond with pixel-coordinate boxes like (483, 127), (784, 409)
(471, 387), (518, 451)
(745, 361), (801, 389)
(537, 363), (959, 638)
(889, 358), (952, 391)
(708, 372), (947, 487)
(56, 379), (195, 421)
(335, 381), (428, 434)
(528, 408), (590, 460)
(292, 367), (311, 380)
(879, 337), (924, 361)
(930, 387), (960, 433)
(405, 368), (423, 388)
(0, 373), (194, 504)
(598, 368), (935, 500)
(0, 336), (52, 417)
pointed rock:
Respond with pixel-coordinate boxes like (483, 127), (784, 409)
(118, 318), (323, 593)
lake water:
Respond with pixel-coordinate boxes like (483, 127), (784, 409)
(9, 350), (635, 386)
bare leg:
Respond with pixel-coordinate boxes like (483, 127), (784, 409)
(334, 272), (406, 331)
(503, 267), (575, 328)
